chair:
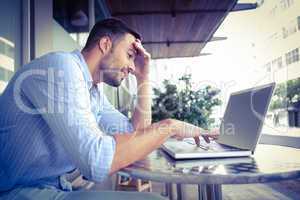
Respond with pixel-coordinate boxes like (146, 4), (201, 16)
(115, 173), (152, 192)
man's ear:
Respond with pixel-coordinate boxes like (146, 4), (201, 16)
(98, 36), (112, 54)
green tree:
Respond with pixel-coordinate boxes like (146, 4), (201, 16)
(152, 74), (221, 129)
(270, 78), (300, 110)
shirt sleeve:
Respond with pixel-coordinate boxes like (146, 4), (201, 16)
(20, 53), (115, 182)
(97, 90), (134, 135)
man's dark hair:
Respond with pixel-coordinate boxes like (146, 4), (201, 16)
(83, 18), (141, 51)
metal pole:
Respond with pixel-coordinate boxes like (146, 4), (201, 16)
(198, 184), (222, 200)
(22, 0), (31, 65)
(88, 0), (95, 31)
(176, 183), (183, 200)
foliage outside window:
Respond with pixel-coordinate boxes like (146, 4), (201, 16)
(152, 74), (221, 129)
(270, 77), (300, 110)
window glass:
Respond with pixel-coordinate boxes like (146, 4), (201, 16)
(0, 0), (21, 93)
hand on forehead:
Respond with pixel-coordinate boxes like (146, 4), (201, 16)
(131, 38), (141, 47)
(132, 39), (145, 55)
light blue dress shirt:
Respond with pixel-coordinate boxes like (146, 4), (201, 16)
(0, 50), (134, 192)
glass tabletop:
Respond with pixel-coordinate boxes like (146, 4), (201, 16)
(120, 144), (300, 185)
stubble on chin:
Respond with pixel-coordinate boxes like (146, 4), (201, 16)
(104, 73), (122, 87)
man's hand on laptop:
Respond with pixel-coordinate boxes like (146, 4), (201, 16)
(194, 129), (219, 146)
(162, 119), (219, 143)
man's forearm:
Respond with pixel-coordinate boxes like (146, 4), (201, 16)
(108, 119), (216, 174)
(109, 119), (171, 174)
(131, 76), (152, 130)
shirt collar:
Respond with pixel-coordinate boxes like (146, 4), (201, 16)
(71, 50), (94, 90)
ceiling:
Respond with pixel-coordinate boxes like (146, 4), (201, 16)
(106, 0), (238, 59)
(53, 0), (240, 59)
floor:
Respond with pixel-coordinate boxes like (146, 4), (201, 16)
(262, 126), (300, 137)
(91, 176), (300, 199)
(151, 180), (300, 200)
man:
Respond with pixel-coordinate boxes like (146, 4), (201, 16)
(0, 18), (217, 199)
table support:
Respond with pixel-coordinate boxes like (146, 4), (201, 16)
(198, 184), (222, 200)
(176, 183), (182, 200)
(166, 183), (174, 200)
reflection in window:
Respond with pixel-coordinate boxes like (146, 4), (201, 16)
(0, 37), (14, 93)
(280, 0), (294, 10)
(0, 67), (13, 82)
(264, 62), (271, 73)
(270, 5), (278, 16)
(69, 33), (89, 48)
(282, 18), (298, 39)
(285, 48), (299, 65)
(272, 57), (283, 70)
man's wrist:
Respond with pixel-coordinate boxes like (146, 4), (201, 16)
(156, 119), (175, 137)
(136, 74), (150, 83)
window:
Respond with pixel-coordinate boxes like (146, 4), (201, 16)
(272, 57), (283, 69)
(298, 16), (300, 31)
(0, 1), (21, 93)
(69, 32), (89, 48)
(0, 67), (13, 82)
(264, 62), (271, 73)
(282, 19), (298, 39)
(280, 0), (294, 10)
(285, 48), (299, 65)
(268, 32), (279, 40)
(0, 38), (14, 59)
(270, 5), (278, 16)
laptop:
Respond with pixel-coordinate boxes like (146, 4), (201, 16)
(159, 148), (254, 169)
(161, 82), (275, 160)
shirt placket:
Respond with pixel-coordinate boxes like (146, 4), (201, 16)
(89, 86), (101, 123)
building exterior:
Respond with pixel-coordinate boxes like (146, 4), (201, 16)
(257, 0), (300, 84)
(252, 0), (300, 130)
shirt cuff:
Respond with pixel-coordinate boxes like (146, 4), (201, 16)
(88, 135), (116, 182)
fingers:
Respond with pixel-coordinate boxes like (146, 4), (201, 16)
(210, 134), (219, 140)
(194, 136), (212, 146)
(201, 129), (220, 136)
(202, 135), (211, 143)
(133, 40), (151, 59)
(170, 120), (219, 143)
(190, 126), (219, 146)
(194, 137), (200, 146)
(201, 129), (219, 141)
(133, 40), (144, 53)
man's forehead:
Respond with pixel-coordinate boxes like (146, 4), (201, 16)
(123, 33), (137, 46)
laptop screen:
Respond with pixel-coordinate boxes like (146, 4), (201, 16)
(216, 83), (275, 152)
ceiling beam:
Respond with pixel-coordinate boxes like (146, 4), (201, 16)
(112, 9), (230, 17)
(210, 36), (227, 42)
(110, 2), (258, 16)
(152, 53), (212, 59)
(231, 3), (259, 12)
(142, 37), (227, 46)
(199, 53), (212, 56)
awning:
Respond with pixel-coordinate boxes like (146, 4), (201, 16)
(106, 0), (238, 59)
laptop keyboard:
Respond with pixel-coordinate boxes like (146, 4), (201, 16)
(182, 138), (243, 153)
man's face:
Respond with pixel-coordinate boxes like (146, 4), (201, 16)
(98, 33), (136, 87)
